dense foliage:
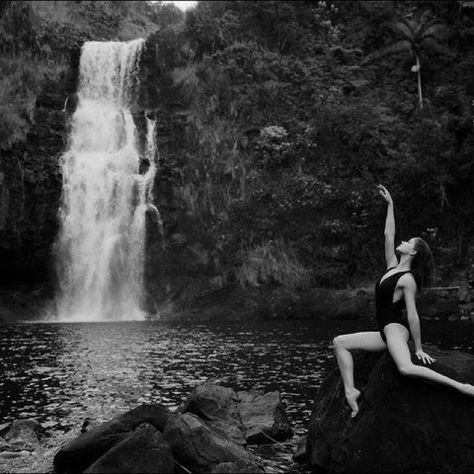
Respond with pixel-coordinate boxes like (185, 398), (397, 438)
(2, 1), (474, 295)
(151, 0), (474, 290)
(0, 1), (162, 150)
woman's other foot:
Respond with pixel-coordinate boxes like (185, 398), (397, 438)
(345, 388), (361, 418)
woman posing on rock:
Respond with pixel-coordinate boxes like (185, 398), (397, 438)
(333, 184), (474, 418)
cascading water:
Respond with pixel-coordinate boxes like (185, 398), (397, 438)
(54, 39), (158, 321)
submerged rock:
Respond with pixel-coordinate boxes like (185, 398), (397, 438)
(54, 404), (171, 473)
(3, 419), (46, 452)
(84, 423), (174, 474)
(163, 413), (264, 473)
(182, 381), (292, 444)
(306, 348), (474, 473)
(292, 435), (307, 463)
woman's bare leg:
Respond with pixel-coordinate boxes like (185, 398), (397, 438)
(384, 324), (474, 395)
(333, 332), (386, 417)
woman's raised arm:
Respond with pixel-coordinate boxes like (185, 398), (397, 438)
(377, 184), (398, 269)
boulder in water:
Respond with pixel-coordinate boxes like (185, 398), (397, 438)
(292, 435), (307, 463)
(3, 419), (46, 452)
(84, 423), (174, 474)
(54, 404), (171, 473)
(182, 382), (292, 444)
(181, 382), (246, 445)
(238, 390), (292, 443)
(306, 348), (474, 473)
(163, 413), (264, 473)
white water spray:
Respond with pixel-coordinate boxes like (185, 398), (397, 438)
(54, 39), (157, 321)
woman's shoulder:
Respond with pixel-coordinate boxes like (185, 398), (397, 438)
(398, 272), (417, 290)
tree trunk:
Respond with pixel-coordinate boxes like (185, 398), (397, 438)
(416, 54), (423, 108)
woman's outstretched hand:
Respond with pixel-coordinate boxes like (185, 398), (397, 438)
(415, 349), (436, 365)
(377, 184), (393, 204)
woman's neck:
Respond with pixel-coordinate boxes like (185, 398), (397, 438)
(396, 254), (412, 270)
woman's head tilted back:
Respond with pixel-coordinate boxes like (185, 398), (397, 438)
(411, 237), (434, 290)
(396, 237), (434, 289)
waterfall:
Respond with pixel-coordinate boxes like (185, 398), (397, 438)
(54, 39), (157, 321)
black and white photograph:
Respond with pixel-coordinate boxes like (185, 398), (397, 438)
(1, 1), (474, 473)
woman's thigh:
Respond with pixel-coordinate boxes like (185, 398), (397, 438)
(383, 323), (411, 366)
(334, 331), (387, 351)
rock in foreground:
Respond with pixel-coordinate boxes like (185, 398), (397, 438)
(163, 413), (264, 473)
(182, 381), (292, 444)
(53, 382), (287, 474)
(181, 383), (246, 444)
(54, 404), (171, 473)
(238, 389), (292, 443)
(84, 423), (174, 473)
(306, 348), (474, 473)
(2, 419), (46, 452)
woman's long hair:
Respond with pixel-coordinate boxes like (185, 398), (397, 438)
(411, 237), (434, 290)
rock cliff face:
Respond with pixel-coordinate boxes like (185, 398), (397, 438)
(0, 32), (172, 287)
(306, 348), (474, 473)
(0, 68), (77, 285)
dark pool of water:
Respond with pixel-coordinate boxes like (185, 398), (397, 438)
(0, 320), (344, 429)
(1, 318), (473, 471)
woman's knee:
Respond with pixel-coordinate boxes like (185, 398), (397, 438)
(333, 335), (346, 350)
(397, 362), (415, 377)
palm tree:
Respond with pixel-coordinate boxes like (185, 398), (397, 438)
(366, 10), (450, 108)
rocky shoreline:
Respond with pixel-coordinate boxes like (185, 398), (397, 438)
(3, 346), (474, 473)
(0, 381), (299, 474)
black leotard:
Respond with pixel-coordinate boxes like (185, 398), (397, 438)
(375, 268), (412, 342)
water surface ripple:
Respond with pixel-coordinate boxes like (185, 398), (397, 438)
(1, 319), (473, 470)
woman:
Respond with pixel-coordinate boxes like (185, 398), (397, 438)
(333, 184), (474, 418)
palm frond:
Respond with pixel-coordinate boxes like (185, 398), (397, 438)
(421, 23), (448, 40)
(391, 20), (415, 42)
(420, 37), (453, 57)
(406, 19), (420, 36)
(362, 40), (412, 64)
(414, 9), (432, 35)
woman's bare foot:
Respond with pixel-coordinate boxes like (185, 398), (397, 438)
(345, 388), (361, 418)
(459, 383), (474, 396)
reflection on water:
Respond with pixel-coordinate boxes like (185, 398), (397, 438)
(1, 318), (473, 467)
(0, 320), (346, 432)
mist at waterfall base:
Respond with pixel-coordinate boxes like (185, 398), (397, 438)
(51, 39), (160, 322)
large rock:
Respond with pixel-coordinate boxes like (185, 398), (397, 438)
(306, 348), (474, 473)
(181, 383), (246, 445)
(182, 382), (292, 444)
(3, 419), (46, 452)
(163, 413), (264, 473)
(238, 390), (292, 443)
(84, 423), (174, 474)
(54, 404), (171, 473)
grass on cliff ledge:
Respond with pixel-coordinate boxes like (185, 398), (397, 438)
(236, 239), (312, 289)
